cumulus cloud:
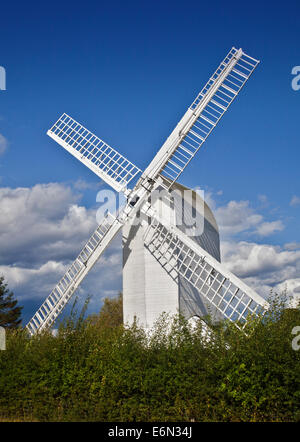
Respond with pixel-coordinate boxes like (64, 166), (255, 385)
(221, 241), (300, 279)
(0, 133), (8, 155)
(254, 220), (284, 236)
(214, 200), (263, 236)
(73, 178), (103, 191)
(0, 183), (97, 266)
(284, 242), (300, 251)
(220, 238), (300, 303)
(0, 183), (123, 322)
(205, 192), (299, 303)
(0, 261), (67, 299)
(0, 238), (122, 303)
(212, 198), (284, 239)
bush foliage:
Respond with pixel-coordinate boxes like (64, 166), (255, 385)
(0, 293), (299, 422)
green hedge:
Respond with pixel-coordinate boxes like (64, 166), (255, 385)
(0, 295), (299, 422)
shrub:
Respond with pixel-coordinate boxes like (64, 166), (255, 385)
(0, 293), (299, 422)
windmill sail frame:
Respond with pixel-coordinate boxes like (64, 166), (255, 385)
(47, 113), (142, 192)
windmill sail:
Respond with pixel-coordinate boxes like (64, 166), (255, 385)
(141, 48), (259, 187)
(47, 114), (141, 192)
(144, 218), (269, 330)
(26, 212), (123, 335)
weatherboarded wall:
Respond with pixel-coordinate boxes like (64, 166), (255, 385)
(123, 182), (221, 329)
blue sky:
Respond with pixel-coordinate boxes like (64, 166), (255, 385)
(0, 0), (299, 324)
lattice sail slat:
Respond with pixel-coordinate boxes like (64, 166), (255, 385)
(47, 114), (141, 192)
(144, 220), (269, 330)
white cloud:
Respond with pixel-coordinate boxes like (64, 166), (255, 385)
(290, 195), (300, 207)
(0, 239), (122, 304)
(284, 242), (300, 251)
(0, 183), (123, 319)
(212, 198), (285, 239)
(0, 133), (8, 155)
(221, 241), (300, 278)
(0, 183), (97, 266)
(214, 200), (263, 236)
(203, 192), (299, 303)
(220, 239), (300, 302)
(73, 178), (103, 191)
(275, 279), (300, 307)
(254, 220), (284, 236)
(0, 261), (67, 299)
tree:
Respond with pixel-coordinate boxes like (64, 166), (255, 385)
(88, 292), (123, 329)
(0, 276), (23, 328)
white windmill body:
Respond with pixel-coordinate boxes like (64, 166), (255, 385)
(122, 179), (222, 329)
(26, 47), (270, 336)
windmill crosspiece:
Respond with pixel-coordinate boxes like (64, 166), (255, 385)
(26, 47), (269, 336)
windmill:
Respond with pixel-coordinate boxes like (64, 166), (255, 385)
(26, 47), (269, 336)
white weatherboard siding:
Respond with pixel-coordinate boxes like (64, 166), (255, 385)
(122, 222), (147, 327)
(144, 193), (178, 328)
(122, 181), (221, 330)
(144, 239), (179, 328)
